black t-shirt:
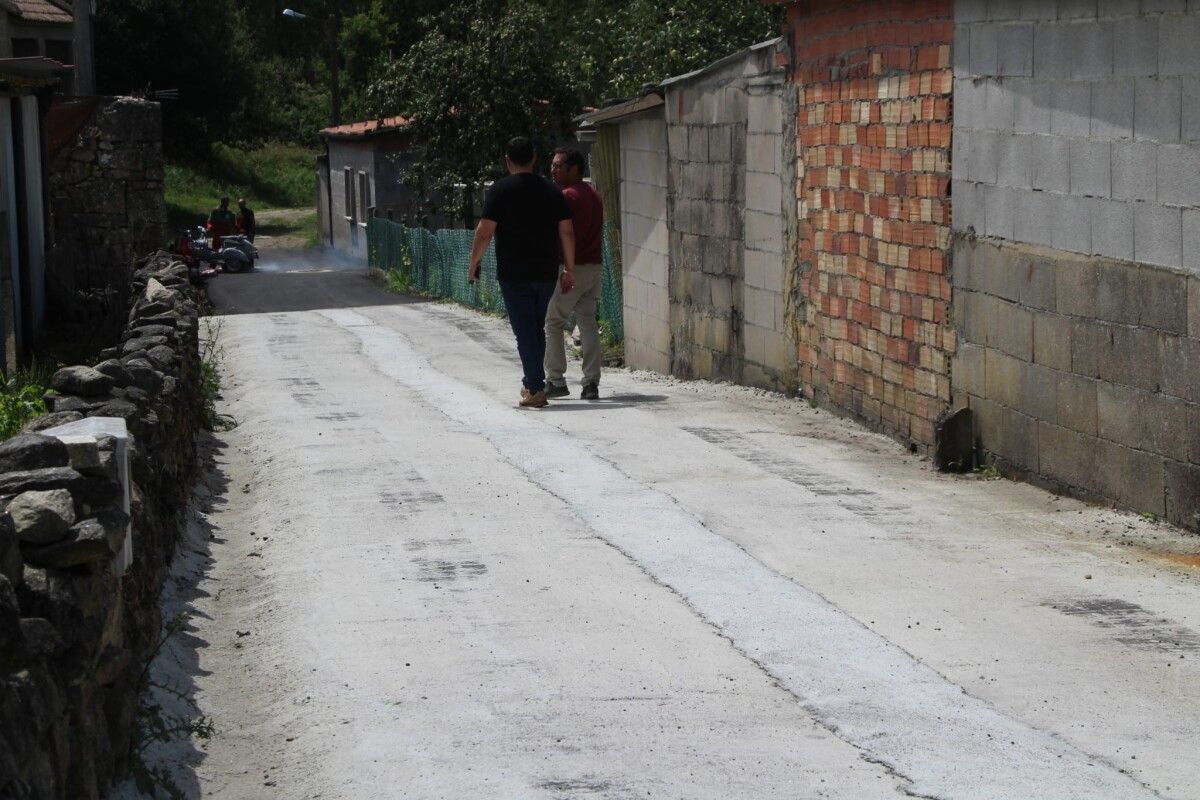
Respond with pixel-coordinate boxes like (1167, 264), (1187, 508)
(482, 173), (571, 282)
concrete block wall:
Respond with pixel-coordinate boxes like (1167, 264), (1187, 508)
(952, 1), (1200, 529)
(619, 113), (672, 374)
(788, 0), (957, 448)
(665, 67), (751, 382)
(743, 79), (798, 390)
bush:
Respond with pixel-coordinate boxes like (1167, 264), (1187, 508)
(0, 367), (52, 440)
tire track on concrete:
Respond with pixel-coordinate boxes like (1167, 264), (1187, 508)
(321, 307), (1162, 800)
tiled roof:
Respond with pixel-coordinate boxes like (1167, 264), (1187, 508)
(319, 115), (411, 139)
(1, 0), (73, 24)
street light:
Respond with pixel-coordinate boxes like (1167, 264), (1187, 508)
(282, 7), (342, 126)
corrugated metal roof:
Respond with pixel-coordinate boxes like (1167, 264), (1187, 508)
(0, 0), (73, 24)
(319, 115), (411, 139)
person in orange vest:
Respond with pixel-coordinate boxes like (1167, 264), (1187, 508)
(206, 197), (236, 248)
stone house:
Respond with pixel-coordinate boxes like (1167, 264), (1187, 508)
(582, 38), (798, 390)
(590, 1), (1200, 530)
(316, 115), (442, 259)
(0, 0), (95, 95)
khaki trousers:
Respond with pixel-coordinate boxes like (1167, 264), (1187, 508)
(544, 263), (603, 386)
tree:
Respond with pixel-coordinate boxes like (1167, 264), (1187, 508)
(366, 0), (582, 220)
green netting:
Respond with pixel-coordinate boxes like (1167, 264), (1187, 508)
(368, 217), (623, 342)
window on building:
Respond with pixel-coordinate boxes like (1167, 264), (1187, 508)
(12, 39), (38, 58)
(358, 171), (371, 226)
(44, 40), (72, 65)
(343, 167), (354, 221)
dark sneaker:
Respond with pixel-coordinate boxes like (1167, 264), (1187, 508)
(519, 389), (549, 408)
(545, 383), (570, 399)
(580, 383), (599, 400)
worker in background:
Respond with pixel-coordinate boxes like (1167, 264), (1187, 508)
(235, 197), (256, 242)
(207, 197), (236, 248)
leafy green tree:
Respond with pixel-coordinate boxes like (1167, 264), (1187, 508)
(366, 0), (581, 220)
(605, 0), (781, 98)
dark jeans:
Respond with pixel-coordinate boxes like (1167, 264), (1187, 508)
(500, 279), (557, 393)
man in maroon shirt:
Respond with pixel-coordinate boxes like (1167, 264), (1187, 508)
(545, 147), (605, 400)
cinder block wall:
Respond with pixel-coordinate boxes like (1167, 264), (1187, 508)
(665, 59), (752, 382)
(952, 0), (1200, 529)
(789, 0), (957, 448)
(619, 113), (672, 374)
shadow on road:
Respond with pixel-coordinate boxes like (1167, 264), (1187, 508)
(206, 246), (428, 316)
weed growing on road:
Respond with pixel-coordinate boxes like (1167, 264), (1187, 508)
(974, 463), (1002, 480)
(385, 268), (413, 295)
(130, 613), (215, 799)
(201, 323), (236, 431)
(0, 363), (52, 440)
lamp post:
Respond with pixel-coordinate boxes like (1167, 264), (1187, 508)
(282, 7), (342, 126)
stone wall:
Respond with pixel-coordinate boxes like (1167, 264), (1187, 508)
(619, 112), (672, 374)
(951, 0), (1200, 529)
(0, 254), (202, 797)
(789, 0), (956, 448)
(48, 98), (166, 301)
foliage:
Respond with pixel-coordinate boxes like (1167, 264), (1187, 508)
(0, 367), (50, 441)
(603, 0), (782, 99)
(165, 142), (317, 231)
(200, 323), (236, 432)
(366, 1), (582, 220)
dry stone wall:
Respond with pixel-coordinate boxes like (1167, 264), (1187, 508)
(0, 253), (202, 798)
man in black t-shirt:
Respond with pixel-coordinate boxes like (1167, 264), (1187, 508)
(469, 136), (576, 408)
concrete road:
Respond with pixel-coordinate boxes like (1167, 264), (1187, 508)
(141, 254), (1200, 799)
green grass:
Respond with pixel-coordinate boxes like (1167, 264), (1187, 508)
(0, 363), (54, 440)
(165, 142), (317, 233)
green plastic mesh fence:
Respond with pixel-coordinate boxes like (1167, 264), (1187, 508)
(368, 218), (624, 342)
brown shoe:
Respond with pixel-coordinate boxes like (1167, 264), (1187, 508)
(519, 388), (548, 408)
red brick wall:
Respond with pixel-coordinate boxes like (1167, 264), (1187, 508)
(788, 0), (955, 448)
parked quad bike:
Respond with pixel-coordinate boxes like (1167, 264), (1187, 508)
(171, 227), (258, 280)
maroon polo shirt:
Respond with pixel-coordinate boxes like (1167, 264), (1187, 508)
(562, 181), (604, 265)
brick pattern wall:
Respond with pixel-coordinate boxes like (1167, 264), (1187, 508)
(620, 113), (672, 374)
(790, 0), (957, 448)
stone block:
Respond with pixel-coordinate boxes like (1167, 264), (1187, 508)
(1110, 140), (1157, 201)
(1190, 404), (1200, 465)
(993, 298), (1034, 360)
(998, 133), (1032, 188)
(983, 80), (1018, 131)
(1183, 77), (1200, 143)
(1056, 257), (1098, 318)
(1071, 21), (1114, 79)
(976, 396), (1039, 469)
(668, 125), (688, 158)
(1069, 139), (1111, 198)
(1090, 78), (1135, 139)
(1033, 24), (1071, 79)
(1164, 460), (1200, 530)
(985, 346), (1024, 407)
(1134, 77), (1182, 142)
(1158, 13), (1200, 77)
(954, 25), (973, 73)
(1097, 381), (1189, 460)
(1190, 275), (1200, 337)
(958, 0), (987, 23)
(1094, 438), (1166, 515)
(686, 127), (708, 162)
(1014, 79), (1053, 134)
(1030, 135), (1070, 193)
(1185, 209), (1200, 276)
(1089, 199), (1134, 262)
(1056, 372), (1098, 435)
(1038, 420), (1097, 489)
(1114, 16), (1158, 77)
(1014, 187), (1055, 247)
(1019, 254), (1059, 311)
(984, 185), (1017, 240)
(953, 180), (984, 235)
(953, 342), (986, 397)
(998, 23), (1035, 76)
(968, 129), (1001, 184)
(1133, 203), (1183, 268)
(1034, 311), (1073, 371)
(970, 24), (999, 76)
(1058, 0), (1098, 17)
(1050, 193), (1091, 254)
(746, 133), (777, 173)
(1105, 324), (1163, 390)
(1093, 260), (1143, 326)
(1139, 266), (1189, 333)
(745, 172), (782, 215)
(1160, 333), (1200, 401)
(708, 126), (733, 163)
(1157, 145), (1200, 206)
(745, 209), (783, 254)
(1070, 319), (1111, 377)
(1050, 82), (1091, 137)
(1018, 360), (1059, 420)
